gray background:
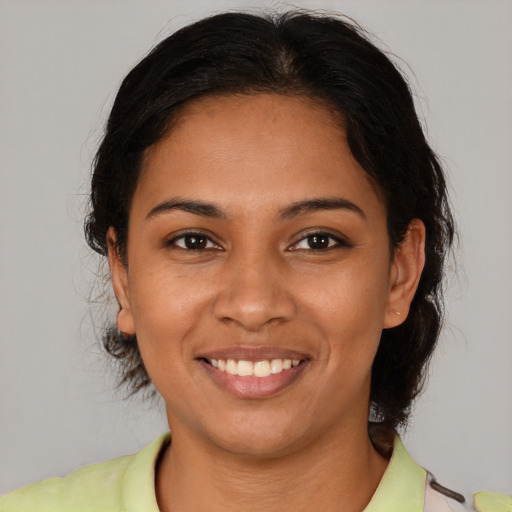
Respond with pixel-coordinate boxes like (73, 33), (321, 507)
(1, 0), (511, 497)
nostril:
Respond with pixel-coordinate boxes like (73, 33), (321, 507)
(213, 291), (296, 332)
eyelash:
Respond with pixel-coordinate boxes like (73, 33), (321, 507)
(290, 231), (351, 251)
(166, 231), (221, 251)
(165, 230), (351, 252)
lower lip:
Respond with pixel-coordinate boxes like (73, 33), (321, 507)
(198, 359), (308, 399)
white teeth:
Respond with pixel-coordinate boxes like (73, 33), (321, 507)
(208, 358), (302, 377)
(270, 359), (283, 374)
(226, 359), (237, 375)
(253, 360), (271, 377)
(237, 360), (253, 376)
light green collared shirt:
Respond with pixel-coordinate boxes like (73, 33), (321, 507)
(1, 435), (509, 511)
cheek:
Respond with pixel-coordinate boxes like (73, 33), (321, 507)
(296, 260), (390, 383)
(300, 263), (390, 335)
(127, 263), (213, 367)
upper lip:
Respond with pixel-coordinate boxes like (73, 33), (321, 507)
(196, 345), (311, 362)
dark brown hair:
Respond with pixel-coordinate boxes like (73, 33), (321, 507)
(85, 11), (455, 432)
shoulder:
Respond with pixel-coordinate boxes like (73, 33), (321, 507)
(473, 491), (512, 512)
(0, 455), (133, 512)
(0, 434), (170, 512)
(378, 436), (511, 512)
(425, 472), (512, 512)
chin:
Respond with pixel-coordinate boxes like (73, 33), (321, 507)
(202, 414), (317, 460)
(212, 433), (303, 459)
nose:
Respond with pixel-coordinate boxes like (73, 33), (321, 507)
(212, 253), (296, 332)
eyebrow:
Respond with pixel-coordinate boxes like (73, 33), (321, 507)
(146, 198), (226, 220)
(278, 197), (366, 220)
(145, 196), (365, 221)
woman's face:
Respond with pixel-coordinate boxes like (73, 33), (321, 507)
(110, 94), (419, 456)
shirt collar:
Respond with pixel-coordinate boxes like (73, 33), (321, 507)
(121, 434), (426, 512)
(364, 436), (426, 512)
(122, 432), (171, 512)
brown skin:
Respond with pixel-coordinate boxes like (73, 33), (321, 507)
(108, 94), (425, 512)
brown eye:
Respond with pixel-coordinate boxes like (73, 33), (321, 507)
(291, 231), (351, 251)
(306, 234), (331, 249)
(170, 233), (218, 250)
(184, 235), (207, 249)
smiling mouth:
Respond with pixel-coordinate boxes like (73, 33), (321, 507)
(203, 358), (303, 377)
(197, 352), (309, 398)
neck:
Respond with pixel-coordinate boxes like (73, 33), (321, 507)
(156, 421), (389, 512)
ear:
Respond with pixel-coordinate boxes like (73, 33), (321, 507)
(107, 227), (135, 335)
(383, 219), (426, 329)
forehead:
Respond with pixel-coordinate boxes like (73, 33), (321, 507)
(171, 92), (344, 134)
(135, 93), (384, 218)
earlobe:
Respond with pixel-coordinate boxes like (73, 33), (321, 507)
(384, 219), (426, 329)
(107, 227), (135, 335)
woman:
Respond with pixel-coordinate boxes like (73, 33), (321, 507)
(1, 10), (509, 512)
